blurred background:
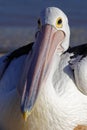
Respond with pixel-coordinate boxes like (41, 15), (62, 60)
(0, 0), (87, 54)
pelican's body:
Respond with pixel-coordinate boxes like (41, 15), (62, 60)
(0, 51), (87, 130)
(0, 7), (87, 130)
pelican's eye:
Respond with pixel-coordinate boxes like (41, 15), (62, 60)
(37, 18), (41, 29)
(56, 17), (63, 28)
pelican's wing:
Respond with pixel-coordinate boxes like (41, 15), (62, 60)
(66, 43), (87, 58)
(66, 43), (87, 95)
(0, 42), (34, 79)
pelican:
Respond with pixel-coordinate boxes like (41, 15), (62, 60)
(0, 7), (87, 130)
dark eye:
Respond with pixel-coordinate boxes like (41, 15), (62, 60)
(56, 17), (63, 28)
(37, 18), (41, 28)
(58, 18), (62, 24)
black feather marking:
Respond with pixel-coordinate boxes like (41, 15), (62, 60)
(65, 43), (87, 59)
(0, 42), (34, 79)
(5, 42), (34, 62)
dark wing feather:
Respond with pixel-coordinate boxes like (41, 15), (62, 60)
(66, 43), (87, 95)
(65, 43), (87, 59)
(5, 42), (34, 62)
(0, 42), (34, 79)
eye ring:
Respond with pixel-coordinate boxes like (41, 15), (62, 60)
(56, 17), (63, 28)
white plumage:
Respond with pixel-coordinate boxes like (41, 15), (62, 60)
(70, 56), (87, 95)
(0, 7), (87, 130)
